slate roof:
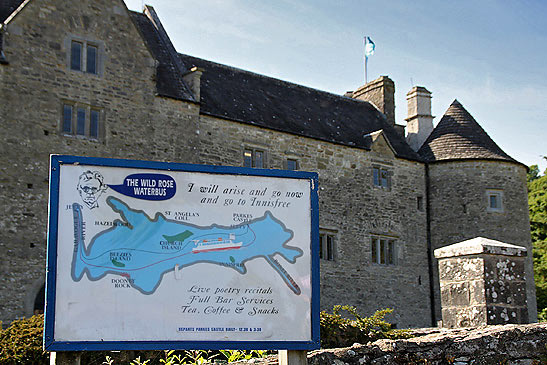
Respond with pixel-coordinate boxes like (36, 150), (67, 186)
(177, 53), (420, 160)
(129, 10), (195, 102)
(418, 100), (516, 163)
(0, 0), (23, 23)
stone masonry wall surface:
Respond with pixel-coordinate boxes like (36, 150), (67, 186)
(438, 254), (528, 328)
(197, 115), (431, 328)
(438, 257), (487, 327)
(352, 76), (395, 125)
(242, 323), (547, 365)
(0, 0), (199, 325)
(308, 323), (547, 365)
(427, 161), (536, 324)
(484, 255), (528, 324)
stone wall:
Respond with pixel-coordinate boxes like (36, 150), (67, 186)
(0, 0), (199, 325)
(304, 323), (547, 365)
(243, 324), (547, 365)
(427, 160), (536, 324)
(197, 115), (431, 328)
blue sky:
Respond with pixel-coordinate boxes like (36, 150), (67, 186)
(125, 0), (546, 172)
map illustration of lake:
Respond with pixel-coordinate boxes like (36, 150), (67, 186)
(71, 197), (303, 295)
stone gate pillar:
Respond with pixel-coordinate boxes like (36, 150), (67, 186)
(434, 237), (528, 328)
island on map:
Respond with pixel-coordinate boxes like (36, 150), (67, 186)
(71, 197), (303, 295)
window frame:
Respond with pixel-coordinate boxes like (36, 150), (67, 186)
(371, 235), (398, 265)
(286, 158), (298, 171)
(62, 104), (73, 134)
(372, 165), (392, 190)
(66, 36), (104, 76)
(70, 40), (83, 71)
(89, 109), (100, 139)
(417, 196), (424, 211)
(319, 230), (337, 261)
(86, 44), (98, 75)
(76, 107), (86, 136)
(243, 148), (267, 168)
(60, 102), (104, 141)
(486, 189), (504, 212)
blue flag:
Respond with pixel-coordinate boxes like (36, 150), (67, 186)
(365, 37), (375, 57)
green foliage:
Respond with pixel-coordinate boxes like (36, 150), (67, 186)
(179, 350), (219, 364)
(538, 308), (547, 322)
(534, 239), (547, 313)
(529, 171), (547, 242)
(131, 356), (151, 365)
(219, 349), (267, 362)
(0, 309), (408, 363)
(528, 166), (547, 314)
(319, 305), (411, 348)
(0, 314), (47, 365)
(528, 164), (540, 183)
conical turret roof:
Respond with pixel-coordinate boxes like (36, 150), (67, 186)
(418, 100), (516, 163)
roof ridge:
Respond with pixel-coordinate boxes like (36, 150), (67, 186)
(130, 9), (195, 102)
(178, 53), (369, 105)
(143, 7), (195, 102)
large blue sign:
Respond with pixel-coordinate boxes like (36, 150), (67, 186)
(45, 155), (320, 351)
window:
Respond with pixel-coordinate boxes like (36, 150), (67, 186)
(76, 107), (86, 135)
(62, 104), (73, 133)
(86, 44), (98, 74)
(486, 190), (503, 212)
(417, 196), (424, 211)
(319, 231), (336, 261)
(61, 103), (102, 140)
(243, 149), (266, 168)
(90, 110), (100, 139)
(286, 159), (298, 170)
(70, 41), (82, 71)
(69, 39), (101, 75)
(372, 166), (391, 189)
(371, 236), (397, 265)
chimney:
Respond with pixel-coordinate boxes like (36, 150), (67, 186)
(351, 76), (395, 125)
(405, 86), (434, 151)
(182, 66), (204, 101)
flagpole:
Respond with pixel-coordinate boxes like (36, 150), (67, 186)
(365, 56), (368, 84)
(364, 36), (368, 84)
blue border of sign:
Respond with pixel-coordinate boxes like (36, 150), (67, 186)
(44, 155), (320, 351)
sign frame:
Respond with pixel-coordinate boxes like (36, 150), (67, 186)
(44, 155), (320, 351)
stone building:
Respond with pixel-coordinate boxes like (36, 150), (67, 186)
(0, 0), (536, 328)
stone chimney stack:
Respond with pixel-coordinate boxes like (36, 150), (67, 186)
(351, 76), (395, 125)
(405, 86), (434, 151)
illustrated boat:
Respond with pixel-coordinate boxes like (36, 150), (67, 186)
(192, 233), (242, 253)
